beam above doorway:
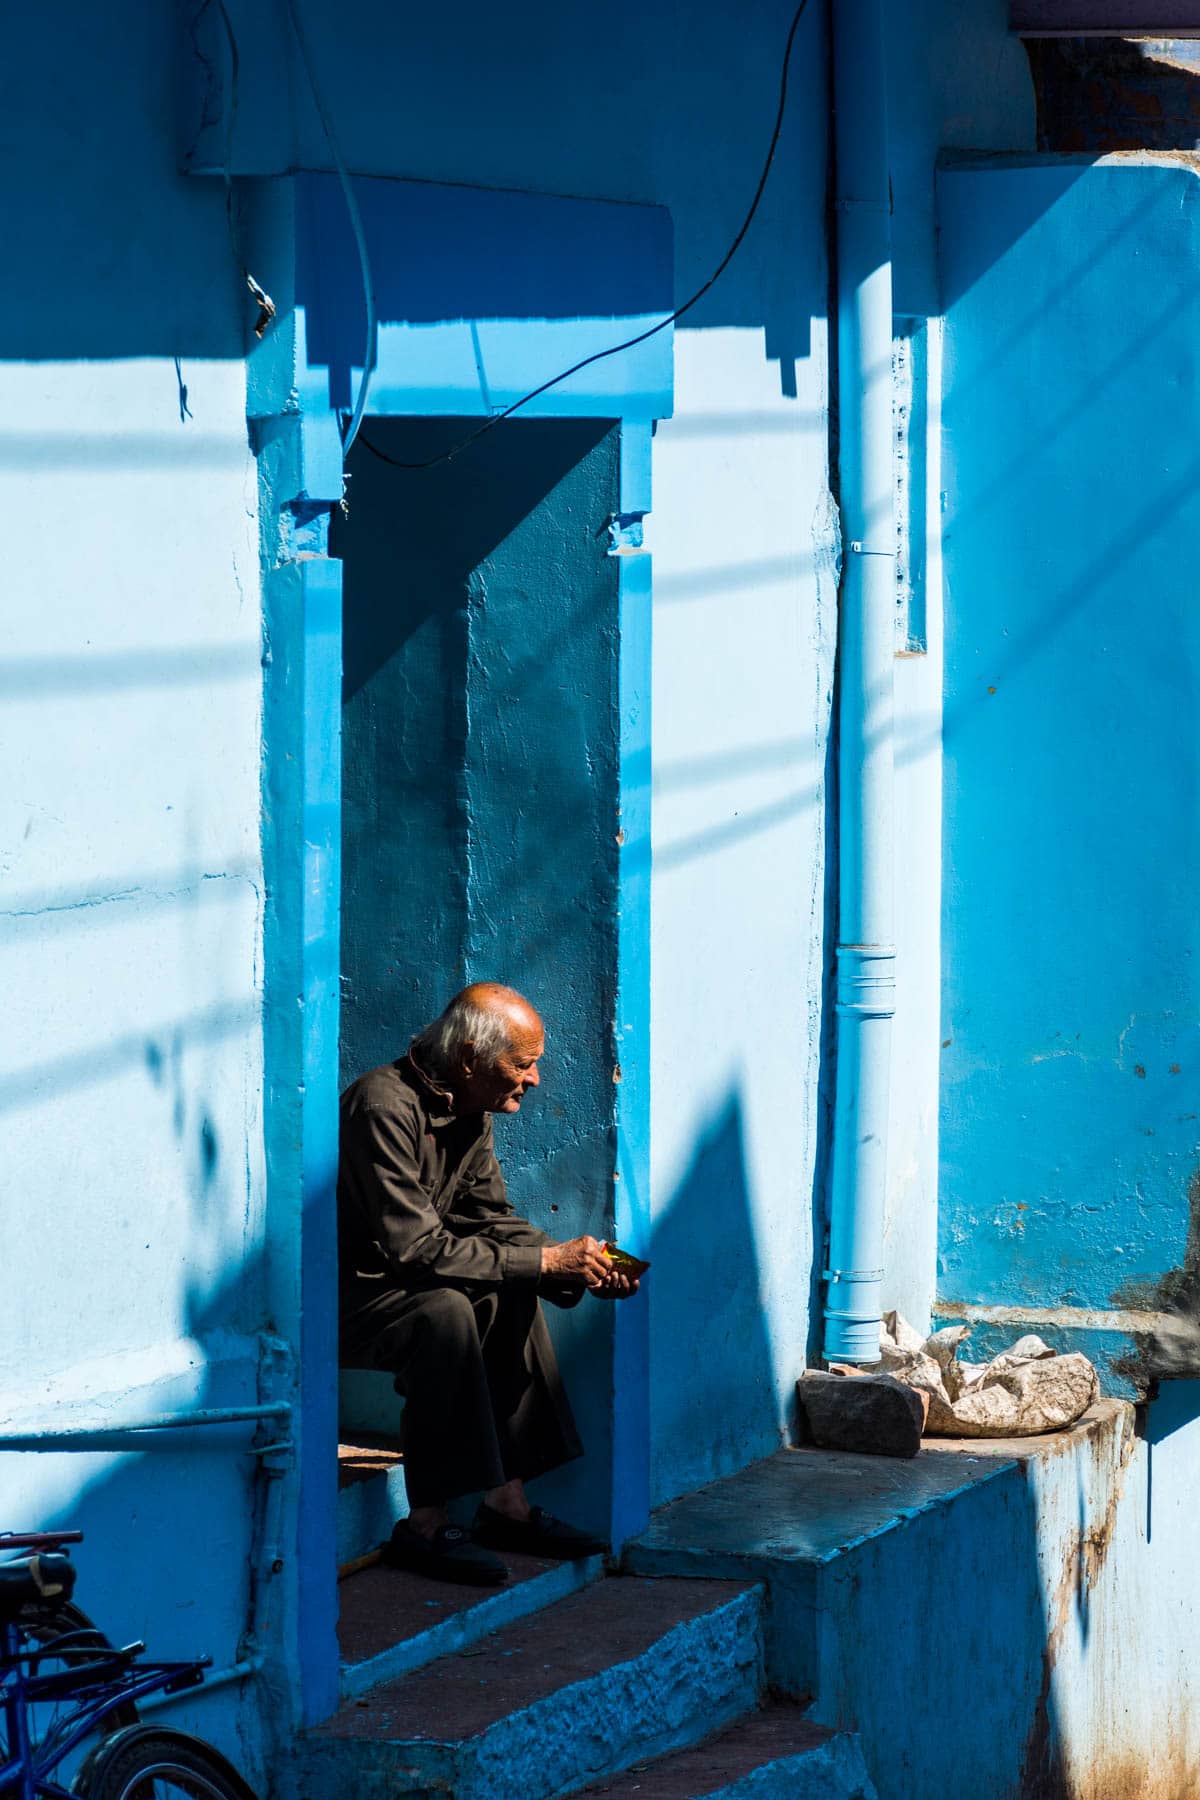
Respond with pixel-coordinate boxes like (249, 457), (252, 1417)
(1012, 1), (1200, 32)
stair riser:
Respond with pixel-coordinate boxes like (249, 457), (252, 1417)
(306, 1588), (765, 1800)
(339, 1556), (605, 1698)
(701, 1733), (877, 1799)
(622, 1546), (819, 1698)
(337, 1466), (409, 1567)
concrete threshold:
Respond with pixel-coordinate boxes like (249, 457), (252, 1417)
(337, 1551), (605, 1698)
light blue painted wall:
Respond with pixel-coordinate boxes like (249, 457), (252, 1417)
(0, 0), (277, 1781)
(189, 0), (839, 1505)
(938, 156), (1200, 1372)
(17, 7), (1186, 1790)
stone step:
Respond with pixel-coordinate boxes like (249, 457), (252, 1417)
(576, 1702), (877, 1799)
(337, 1553), (604, 1698)
(337, 1438), (408, 1568)
(307, 1574), (765, 1800)
(619, 1419), (1131, 1799)
(621, 1440), (1019, 1698)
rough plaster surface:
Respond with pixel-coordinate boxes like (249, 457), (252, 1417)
(937, 158), (1200, 1386)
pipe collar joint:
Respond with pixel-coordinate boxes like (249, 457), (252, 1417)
(835, 943), (896, 1018)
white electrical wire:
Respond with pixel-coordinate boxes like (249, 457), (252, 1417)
(283, 0), (377, 455)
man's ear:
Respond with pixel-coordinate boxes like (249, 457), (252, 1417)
(459, 1041), (477, 1081)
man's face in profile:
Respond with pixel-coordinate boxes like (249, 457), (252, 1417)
(462, 1021), (545, 1114)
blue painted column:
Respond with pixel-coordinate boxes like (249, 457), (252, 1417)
(257, 391), (345, 1725)
(611, 424), (654, 1548)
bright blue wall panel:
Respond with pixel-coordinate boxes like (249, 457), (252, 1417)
(938, 158), (1200, 1320)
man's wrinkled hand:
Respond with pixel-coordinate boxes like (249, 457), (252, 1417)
(541, 1235), (611, 1288)
(590, 1267), (640, 1301)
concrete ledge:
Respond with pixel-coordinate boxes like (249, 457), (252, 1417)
(627, 1405), (1185, 1799)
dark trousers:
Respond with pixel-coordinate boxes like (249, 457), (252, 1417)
(339, 1279), (583, 1507)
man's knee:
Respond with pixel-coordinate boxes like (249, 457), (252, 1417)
(410, 1284), (479, 1350)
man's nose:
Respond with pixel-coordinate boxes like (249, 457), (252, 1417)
(525, 1065), (540, 1088)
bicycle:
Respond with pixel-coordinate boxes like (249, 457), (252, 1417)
(0, 1531), (258, 1800)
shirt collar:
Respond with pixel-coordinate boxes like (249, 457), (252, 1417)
(401, 1050), (458, 1128)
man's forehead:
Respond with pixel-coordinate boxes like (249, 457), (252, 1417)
(506, 1019), (544, 1057)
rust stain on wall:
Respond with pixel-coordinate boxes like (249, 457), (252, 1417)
(1019, 1410), (1167, 1799)
(1113, 1170), (1200, 1384)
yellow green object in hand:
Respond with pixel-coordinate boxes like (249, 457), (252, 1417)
(602, 1243), (651, 1277)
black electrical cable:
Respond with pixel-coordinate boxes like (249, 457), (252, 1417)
(358, 0), (813, 473)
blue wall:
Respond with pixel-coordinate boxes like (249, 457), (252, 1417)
(0, 0), (280, 1780)
(882, 0), (1035, 1331)
(938, 157), (1200, 1363)
(187, 0), (837, 1506)
(14, 7), (1164, 1791)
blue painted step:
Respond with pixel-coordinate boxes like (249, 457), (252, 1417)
(306, 1574), (764, 1800)
(576, 1701), (877, 1798)
(338, 1555), (605, 1697)
(337, 1438), (408, 1568)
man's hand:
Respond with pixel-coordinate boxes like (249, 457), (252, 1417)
(541, 1235), (611, 1288)
(589, 1267), (640, 1301)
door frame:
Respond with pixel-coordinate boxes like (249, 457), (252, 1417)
(250, 171), (672, 1722)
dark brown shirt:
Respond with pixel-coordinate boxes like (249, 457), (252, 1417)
(337, 1056), (572, 1300)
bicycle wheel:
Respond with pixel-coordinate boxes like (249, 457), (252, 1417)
(0, 1597), (142, 1791)
(75, 1726), (258, 1800)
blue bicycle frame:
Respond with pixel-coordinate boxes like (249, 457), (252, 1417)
(0, 1614), (208, 1800)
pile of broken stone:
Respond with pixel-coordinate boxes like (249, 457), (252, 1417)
(797, 1311), (1099, 1458)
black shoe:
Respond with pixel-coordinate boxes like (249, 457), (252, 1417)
(472, 1502), (608, 1559)
(381, 1520), (508, 1587)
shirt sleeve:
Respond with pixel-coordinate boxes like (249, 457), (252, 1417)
(447, 1125), (585, 1310)
(344, 1100), (542, 1286)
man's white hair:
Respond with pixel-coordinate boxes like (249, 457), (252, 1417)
(410, 991), (519, 1083)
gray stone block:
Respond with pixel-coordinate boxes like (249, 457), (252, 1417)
(796, 1370), (925, 1459)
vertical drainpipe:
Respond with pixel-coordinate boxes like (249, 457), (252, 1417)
(823, 0), (896, 1365)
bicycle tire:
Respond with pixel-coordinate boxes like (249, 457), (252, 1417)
(75, 1726), (258, 1800)
(19, 1598), (139, 1730)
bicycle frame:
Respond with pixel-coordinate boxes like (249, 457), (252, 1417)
(0, 1614), (208, 1800)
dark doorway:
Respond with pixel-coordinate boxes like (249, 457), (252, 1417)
(330, 415), (624, 1537)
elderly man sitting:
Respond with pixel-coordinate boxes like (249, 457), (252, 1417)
(337, 982), (640, 1586)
